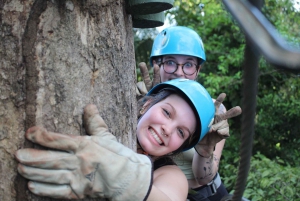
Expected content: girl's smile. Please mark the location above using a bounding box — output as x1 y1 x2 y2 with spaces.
149 127 163 145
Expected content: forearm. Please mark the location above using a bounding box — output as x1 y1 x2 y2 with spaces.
192 139 225 185
192 153 219 185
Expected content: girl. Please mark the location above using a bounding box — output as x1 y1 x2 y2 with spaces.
15 79 215 201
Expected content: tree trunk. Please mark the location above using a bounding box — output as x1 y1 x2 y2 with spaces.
0 0 137 200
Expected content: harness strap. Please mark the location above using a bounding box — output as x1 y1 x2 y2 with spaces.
189 172 222 198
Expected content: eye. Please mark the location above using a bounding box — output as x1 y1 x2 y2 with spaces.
177 128 185 138
163 108 171 118
184 62 195 68
165 60 176 66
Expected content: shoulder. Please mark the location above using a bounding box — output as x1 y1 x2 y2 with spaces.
153 164 189 201
152 156 188 200
154 164 185 178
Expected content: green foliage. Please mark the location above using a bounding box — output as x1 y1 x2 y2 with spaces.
134 1 300 197
255 74 300 166
167 0 300 166
220 152 300 200
263 0 300 43
219 134 241 191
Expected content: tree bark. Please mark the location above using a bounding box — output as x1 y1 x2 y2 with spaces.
0 0 137 200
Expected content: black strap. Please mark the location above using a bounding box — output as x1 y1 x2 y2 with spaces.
188 174 219 201
153 156 176 170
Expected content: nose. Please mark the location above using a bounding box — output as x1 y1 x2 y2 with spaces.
173 64 185 77
161 124 175 143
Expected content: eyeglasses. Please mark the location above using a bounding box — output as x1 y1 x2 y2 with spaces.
161 60 198 75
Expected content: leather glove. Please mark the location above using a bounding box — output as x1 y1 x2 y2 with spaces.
15 104 152 200
195 93 242 158
136 62 160 96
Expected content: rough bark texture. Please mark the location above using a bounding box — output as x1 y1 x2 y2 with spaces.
0 0 137 200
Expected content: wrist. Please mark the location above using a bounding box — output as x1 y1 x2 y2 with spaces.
194 148 213 158
194 145 215 158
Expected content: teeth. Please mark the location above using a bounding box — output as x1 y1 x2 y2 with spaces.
149 128 163 144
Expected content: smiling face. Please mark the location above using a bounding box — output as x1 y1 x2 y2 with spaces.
137 94 197 156
159 55 201 82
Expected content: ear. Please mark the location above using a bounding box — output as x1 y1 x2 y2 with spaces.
194 65 202 80
197 65 202 74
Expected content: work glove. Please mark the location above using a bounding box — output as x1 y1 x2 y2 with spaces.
136 62 160 96
15 104 153 200
194 93 242 158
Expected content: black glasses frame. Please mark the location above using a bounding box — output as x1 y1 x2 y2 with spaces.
161 60 198 76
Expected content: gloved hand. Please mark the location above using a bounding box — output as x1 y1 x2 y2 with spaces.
194 93 242 158
15 104 152 200
136 62 160 96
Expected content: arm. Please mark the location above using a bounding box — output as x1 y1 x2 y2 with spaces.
15 105 152 200
193 93 242 185
15 104 186 200
192 139 225 185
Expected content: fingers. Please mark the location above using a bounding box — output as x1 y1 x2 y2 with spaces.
25 126 81 153
83 104 110 137
27 181 79 199
217 127 230 137
211 120 228 130
218 106 242 121
136 81 148 95
18 164 72 184
15 149 77 169
139 62 152 90
211 121 230 137
214 93 226 113
213 92 242 121
151 64 161 89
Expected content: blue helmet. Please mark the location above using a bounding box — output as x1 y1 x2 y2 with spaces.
148 79 215 151
150 26 206 66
